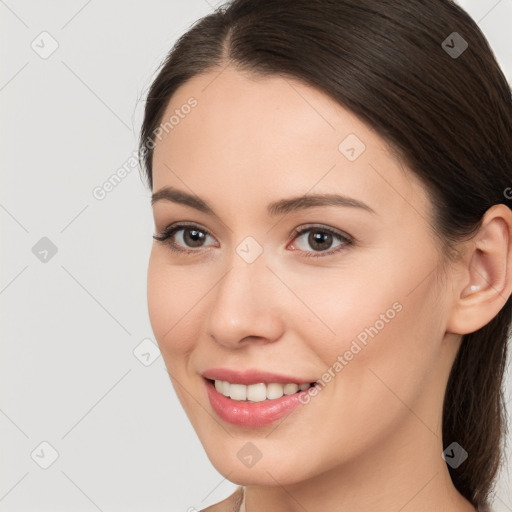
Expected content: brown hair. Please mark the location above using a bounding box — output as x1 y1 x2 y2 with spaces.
138 0 512 508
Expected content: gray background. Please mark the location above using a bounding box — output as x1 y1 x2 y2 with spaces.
1 1 511 510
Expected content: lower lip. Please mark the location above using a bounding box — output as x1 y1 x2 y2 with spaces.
204 378 313 427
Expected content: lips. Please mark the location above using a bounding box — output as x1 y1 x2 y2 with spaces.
200 367 320 427
203 377 314 427
201 368 317 386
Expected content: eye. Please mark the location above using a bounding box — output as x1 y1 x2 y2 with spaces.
153 223 216 254
153 222 354 258
288 224 353 258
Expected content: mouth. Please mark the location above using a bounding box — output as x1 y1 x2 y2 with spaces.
204 377 318 403
203 377 319 427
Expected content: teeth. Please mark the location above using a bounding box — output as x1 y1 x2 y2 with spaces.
248 383 267 402
230 383 247 401
284 383 299 394
266 383 284 399
213 380 313 402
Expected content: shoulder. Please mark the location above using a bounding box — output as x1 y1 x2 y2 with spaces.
199 486 244 512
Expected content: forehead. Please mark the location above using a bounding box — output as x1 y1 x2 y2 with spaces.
155 67 372 160
151 66 430 222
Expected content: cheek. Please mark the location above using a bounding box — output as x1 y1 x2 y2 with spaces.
293 278 444 464
147 253 204 412
147 251 196 359
147 254 169 343
284 262 405 361
304 258 443 404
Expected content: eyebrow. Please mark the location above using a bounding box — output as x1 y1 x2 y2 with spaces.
151 186 376 216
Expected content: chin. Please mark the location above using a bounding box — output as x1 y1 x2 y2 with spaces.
204 448 312 487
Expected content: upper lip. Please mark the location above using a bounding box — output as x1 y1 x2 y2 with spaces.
201 368 316 385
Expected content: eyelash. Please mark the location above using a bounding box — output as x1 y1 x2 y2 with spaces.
152 223 354 259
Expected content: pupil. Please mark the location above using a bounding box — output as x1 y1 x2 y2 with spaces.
310 231 332 250
185 228 205 247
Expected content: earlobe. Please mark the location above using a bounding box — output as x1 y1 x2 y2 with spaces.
446 204 512 335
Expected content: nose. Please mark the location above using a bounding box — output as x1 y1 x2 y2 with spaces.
206 251 286 349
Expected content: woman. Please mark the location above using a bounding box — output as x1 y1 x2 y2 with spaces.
138 1 512 510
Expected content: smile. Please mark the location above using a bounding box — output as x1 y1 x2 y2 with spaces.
212 379 315 402
203 377 320 427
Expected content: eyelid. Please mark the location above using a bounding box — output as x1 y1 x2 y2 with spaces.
153 222 217 251
287 224 353 257
153 221 354 258
289 223 352 243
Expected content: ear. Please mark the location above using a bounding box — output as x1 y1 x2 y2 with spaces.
446 204 512 335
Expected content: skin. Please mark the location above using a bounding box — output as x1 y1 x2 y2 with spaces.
147 65 512 512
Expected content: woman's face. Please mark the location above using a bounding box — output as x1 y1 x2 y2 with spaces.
148 67 461 486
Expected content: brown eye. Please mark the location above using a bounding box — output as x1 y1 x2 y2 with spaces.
180 227 207 247
290 225 353 258
153 223 215 253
